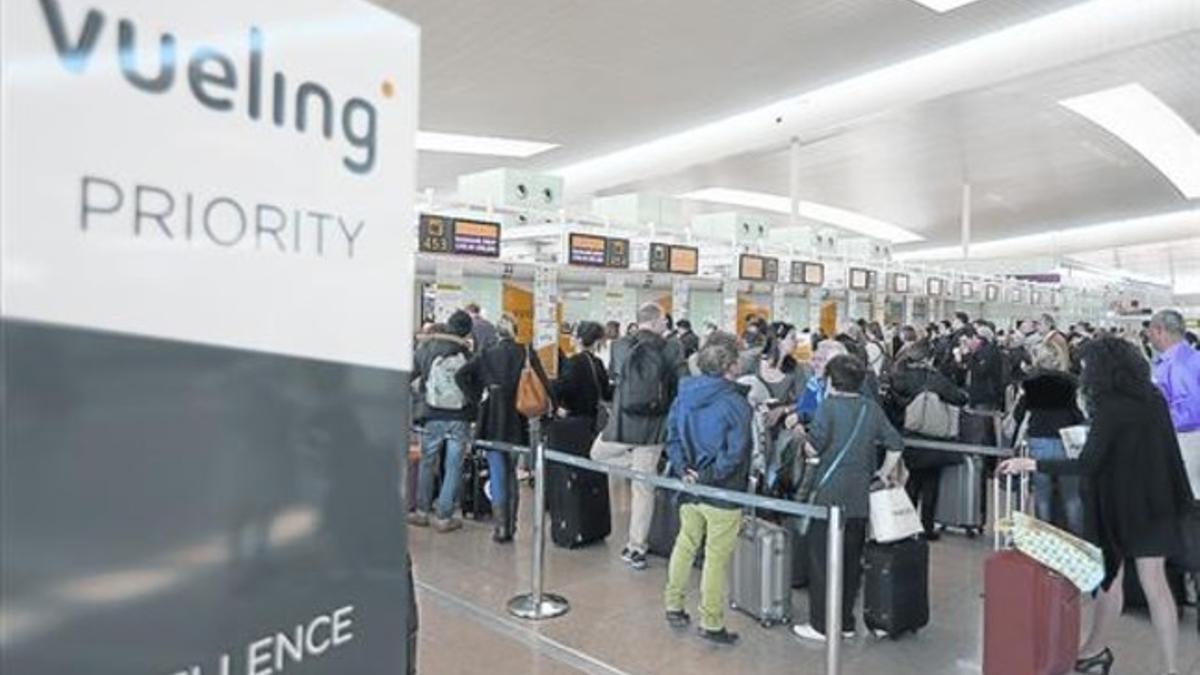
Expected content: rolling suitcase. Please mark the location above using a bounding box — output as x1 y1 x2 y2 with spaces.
790 522 809 589
728 516 792 627
647 487 682 558
460 449 492 521
983 474 1080 675
935 454 985 537
863 537 930 638
549 467 610 549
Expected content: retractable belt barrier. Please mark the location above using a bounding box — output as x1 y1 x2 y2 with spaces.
471 439 846 675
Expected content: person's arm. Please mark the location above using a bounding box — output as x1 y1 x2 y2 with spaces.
807 403 833 456
595 357 614 402
1037 404 1113 476
550 354 576 404
932 372 970 406
703 401 752 485
454 354 483 404
664 398 685 477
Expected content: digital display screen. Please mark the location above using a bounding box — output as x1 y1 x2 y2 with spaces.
849 267 871 291
419 214 502 258
985 284 1000 302
649 243 699 275
959 282 974 299
1010 288 1024 303
793 261 824 286
605 237 630 269
926 278 944 296
739 254 779 282
892 273 910 294
568 233 608 267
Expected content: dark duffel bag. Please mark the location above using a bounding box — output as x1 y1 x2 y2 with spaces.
863 538 930 638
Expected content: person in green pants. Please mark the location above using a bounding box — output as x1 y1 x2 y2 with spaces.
662 331 752 646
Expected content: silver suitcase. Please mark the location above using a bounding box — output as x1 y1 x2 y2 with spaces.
728 516 793 627
934 454 984 536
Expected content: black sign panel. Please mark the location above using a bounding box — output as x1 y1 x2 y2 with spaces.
648 243 699 275
739 254 779 282
849 267 873 291
419 214 501 257
891 273 910 294
927 278 945 296
568 233 630 268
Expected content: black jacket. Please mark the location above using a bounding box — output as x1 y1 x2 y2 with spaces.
1040 390 1194 589
604 330 687 445
455 339 528 445
552 351 612 418
887 362 969 469
965 340 1004 408
413 333 475 423
1015 369 1083 438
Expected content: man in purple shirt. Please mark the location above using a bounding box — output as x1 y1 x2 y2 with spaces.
1148 309 1200 495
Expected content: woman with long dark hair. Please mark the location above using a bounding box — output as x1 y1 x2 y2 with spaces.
1000 336 1193 675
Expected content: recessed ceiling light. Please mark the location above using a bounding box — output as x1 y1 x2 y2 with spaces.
678 188 924 244
415 131 559 158
907 0 986 12
1060 83 1200 199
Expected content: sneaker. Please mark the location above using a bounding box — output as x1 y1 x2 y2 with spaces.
619 546 635 564
665 610 691 629
627 550 648 570
792 624 855 642
698 627 739 645
406 511 430 528
432 516 463 533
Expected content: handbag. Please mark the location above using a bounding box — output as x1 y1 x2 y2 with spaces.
583 353 610 435
516 346 552 419
794 401 868 536
869 485 923 543
1001 511 1104 593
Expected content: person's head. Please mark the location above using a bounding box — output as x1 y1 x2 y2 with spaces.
677 319 693 335
902 339 934 366
973 323 995 345
1186 331 1198 348
926 323 940 338
420 321 436 335
446 310 473 338
900 325 918 345
1147 309 1186 352
825 354 867 394
1030 344 1061 371
496 313 518 341
637 302 667 335
463 302 482 318
811 339 849 378
952 311 970 330
1079 335 1156 410
696 331 740 379
605 321 621 340
1039 313 1057 336
575 320 605 351
626 322 639 336
940 320 952 334
866 321 885 342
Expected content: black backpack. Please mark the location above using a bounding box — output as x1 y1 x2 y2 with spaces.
618 339 672 417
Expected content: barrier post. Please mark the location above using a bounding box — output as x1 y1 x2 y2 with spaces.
507 441 570 620
825 505 844 675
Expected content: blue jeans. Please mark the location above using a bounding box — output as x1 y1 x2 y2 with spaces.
418 419 469 519
1028 437 1084 535
487 450 516 513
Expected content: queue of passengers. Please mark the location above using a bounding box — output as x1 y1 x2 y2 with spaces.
407 302 1198 672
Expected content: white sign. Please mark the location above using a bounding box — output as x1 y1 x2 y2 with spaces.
1 0 418 371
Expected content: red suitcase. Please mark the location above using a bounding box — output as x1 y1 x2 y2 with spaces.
983 472 1081 675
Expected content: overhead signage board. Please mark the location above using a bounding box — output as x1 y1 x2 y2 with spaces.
985 284 1000 302
648 242 699 275
891 273 910 294
848 267 872 291
959 281 975 299
792 261 824 286
419 214 501 257
926 278 946 297
567 233 629 269
739 254 779 282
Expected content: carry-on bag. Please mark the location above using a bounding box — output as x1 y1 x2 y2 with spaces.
790 520 809 589
549 466 610 549
863 536 930 638
647 487 682 558
461 448 492 521
935 454 985 536
983 474 1080 675
728 515 792 627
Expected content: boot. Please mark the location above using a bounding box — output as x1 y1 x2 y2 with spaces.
492 504 512 543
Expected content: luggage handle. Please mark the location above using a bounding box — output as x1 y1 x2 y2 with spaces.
992 443 1030 552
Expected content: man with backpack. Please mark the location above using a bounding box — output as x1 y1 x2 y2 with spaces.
408 310 476 533
590 303 687 570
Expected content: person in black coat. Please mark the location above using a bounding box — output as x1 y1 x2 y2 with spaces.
552 321 613 425
887 340 969 539
456 314 530 543
1001 336 1194 675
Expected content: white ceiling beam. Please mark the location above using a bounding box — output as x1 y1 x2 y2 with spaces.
553 0 1198 199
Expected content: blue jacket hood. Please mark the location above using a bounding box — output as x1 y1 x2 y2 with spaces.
665 375 752 505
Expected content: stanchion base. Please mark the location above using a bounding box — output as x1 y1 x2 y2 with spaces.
507 593 570 620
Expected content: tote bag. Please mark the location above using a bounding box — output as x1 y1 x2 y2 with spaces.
869 486 924 543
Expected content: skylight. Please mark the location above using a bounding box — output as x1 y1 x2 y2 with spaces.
678 188 924 244
416 131 559 158
907 0 986 12
1060 83 1200 199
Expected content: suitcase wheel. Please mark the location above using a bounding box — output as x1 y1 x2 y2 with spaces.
967 528 981 538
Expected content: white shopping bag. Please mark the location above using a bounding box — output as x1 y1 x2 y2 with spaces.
869 486 924 543
1058 425 1089 460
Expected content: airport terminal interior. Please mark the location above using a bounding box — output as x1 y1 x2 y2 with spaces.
2 1 1200 674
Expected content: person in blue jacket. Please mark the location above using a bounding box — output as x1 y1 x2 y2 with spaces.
662 331 751 646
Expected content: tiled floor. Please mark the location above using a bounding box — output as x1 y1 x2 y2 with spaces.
412 487 1199 675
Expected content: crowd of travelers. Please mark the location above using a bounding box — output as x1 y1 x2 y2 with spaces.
408 300 1199 673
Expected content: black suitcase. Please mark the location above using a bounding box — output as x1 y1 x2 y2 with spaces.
790 521 809 589
647 488 681 558
460 449 492 521
863 538 930 638
549 467 610 548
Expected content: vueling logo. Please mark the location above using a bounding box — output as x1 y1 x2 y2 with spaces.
38 0 384 175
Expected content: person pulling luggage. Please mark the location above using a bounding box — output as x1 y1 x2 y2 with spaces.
661 332 750 645
792 355 904 643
